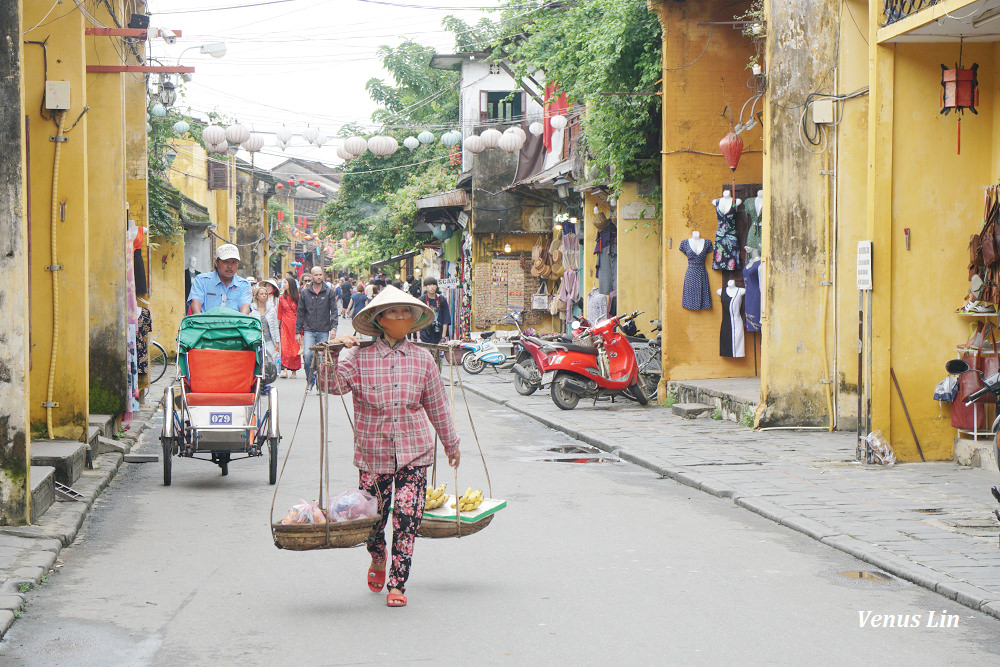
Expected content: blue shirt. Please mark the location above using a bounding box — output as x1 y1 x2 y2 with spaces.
187 271 252 312
349 292 368 315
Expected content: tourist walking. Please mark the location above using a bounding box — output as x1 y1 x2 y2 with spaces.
277 279 301 379
296 265 339 391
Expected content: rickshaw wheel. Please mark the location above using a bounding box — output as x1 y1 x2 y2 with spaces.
161 436 172 486
268 437 278 485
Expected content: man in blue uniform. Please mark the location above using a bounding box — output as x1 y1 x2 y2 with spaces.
187 244 252 315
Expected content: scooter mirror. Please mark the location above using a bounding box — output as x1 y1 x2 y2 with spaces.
945 359 970 374
571 321 581 330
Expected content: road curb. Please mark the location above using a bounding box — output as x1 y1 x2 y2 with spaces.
453 379 1000 623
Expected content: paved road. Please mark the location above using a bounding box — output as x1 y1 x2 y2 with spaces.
1 376 999 665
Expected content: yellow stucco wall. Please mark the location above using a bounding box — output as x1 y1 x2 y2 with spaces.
25 5 90 440
659 0 763 383
616 183 661 335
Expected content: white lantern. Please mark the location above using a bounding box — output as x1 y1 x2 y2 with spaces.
367 135 399 157
528 122 544 136
344 135 368 156
242 134 265 153
402 136 419 151
276 127 293 144
150 103 167 118
203 124 226 146
145 122 152 133
464 135 485 154
226 123 250 146
480 128 502 149
173 119 190 135
505 126 527 144
498 132 522 153
314 132 328 147
550 114 568 130
441 130 461 147
277 139 288 152
336 145 353 161
301 126 320 144
417 130 435 145
208 140 229 154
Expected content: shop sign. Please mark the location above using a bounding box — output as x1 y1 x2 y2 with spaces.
857 241 873 290
457 211 469 228
438 278 459 289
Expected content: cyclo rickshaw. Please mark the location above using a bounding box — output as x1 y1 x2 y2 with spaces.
160 307 280 485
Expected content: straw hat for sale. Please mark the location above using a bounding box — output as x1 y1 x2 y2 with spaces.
351 285 435 337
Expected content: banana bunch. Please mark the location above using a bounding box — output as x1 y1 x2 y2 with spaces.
424 483 448 510
450 487 484 513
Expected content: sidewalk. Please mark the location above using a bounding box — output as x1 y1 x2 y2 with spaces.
0 382 166 638
448 369 1000 621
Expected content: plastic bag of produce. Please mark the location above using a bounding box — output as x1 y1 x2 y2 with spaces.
329 489 378 521
280 499 327 525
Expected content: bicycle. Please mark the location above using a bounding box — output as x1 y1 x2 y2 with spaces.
148 340 169 384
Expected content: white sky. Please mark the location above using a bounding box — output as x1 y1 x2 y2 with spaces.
144 0 505 169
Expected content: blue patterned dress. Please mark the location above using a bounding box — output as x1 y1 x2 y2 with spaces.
712 206 741 271
680 238 713 310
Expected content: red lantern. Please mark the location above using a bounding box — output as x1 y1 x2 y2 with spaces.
940 60 979 154
298 177 306 183
276 210 284 222
719 131 743 172
276 182 284 190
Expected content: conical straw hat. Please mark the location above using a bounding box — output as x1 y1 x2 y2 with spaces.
351 285 435 337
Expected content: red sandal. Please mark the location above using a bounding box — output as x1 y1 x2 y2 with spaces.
367 565 385 593
386 592 407 608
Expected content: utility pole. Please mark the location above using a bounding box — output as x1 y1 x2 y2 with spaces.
0 2 31 524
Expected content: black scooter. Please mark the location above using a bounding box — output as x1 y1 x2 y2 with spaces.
944 358 1000 522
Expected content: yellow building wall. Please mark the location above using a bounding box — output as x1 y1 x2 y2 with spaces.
471 232 560 333
86 15 129 416
24 5 90 440
877 41 996 460
658 0 762 383
616 183 661 335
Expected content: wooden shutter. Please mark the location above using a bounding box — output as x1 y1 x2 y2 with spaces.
207 160 228 191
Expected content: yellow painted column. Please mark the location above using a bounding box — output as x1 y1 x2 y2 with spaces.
86 2 129 415
0 1 32 524
24 3 91 441
615 183 661 330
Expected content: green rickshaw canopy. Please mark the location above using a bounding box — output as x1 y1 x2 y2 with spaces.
176 308 263 375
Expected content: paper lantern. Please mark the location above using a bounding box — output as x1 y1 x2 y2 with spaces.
276 210 284 221
403 136 420 151
464 135 485 154
203 124 226 146
207 140 228 154
719 131 744 172
336 145 353 161
417 130 435 145
275 183 284 190
441 130 461 147
345 135 368 156
549 114 568 130
242 134 265 153
498 132 523 153
145 122 152 133
151 103 167 118
301 126 320 144
505 126 527 142
226 123 250 146
368 135 399 157
276 127 293 144
298 177 305 183
277 139 288 151
480 128 502 148
314 132 328 147
528 122 544 136
173 120 190 135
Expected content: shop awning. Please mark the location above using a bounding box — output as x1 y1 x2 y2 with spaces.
415 189 468 209
370 250 419 271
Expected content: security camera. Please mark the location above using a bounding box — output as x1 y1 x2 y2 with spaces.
160 29 177 45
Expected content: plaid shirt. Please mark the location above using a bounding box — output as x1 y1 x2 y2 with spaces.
317 338 460 473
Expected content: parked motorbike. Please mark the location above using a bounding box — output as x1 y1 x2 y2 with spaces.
508 312 566 396
543 311 648 410
944 357 1000 523
624 319 662 402
461 317 519 374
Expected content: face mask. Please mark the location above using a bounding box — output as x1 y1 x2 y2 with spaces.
378 315 414 340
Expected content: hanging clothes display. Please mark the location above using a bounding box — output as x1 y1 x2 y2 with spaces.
595 223 617 294
137 308 152 375
744 200 763 254
720 287 746 358
679 238 714 310
743 257 762 332
712 206 741 271
586 288 608 323
443 232 462 263
125 230 140 415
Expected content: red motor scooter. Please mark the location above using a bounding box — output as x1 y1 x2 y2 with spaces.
541 311 648 410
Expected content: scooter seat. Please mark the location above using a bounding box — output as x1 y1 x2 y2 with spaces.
480 331 496 339
626 335 648 343
545 341 599 356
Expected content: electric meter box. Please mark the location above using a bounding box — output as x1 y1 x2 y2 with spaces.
811 98 835 125
45 81 71 110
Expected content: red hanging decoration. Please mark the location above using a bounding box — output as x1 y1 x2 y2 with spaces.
276 210 284 221
719 131 744 172
940 38 979 155
275 182 284 190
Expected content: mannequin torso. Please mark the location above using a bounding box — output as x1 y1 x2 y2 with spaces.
717 279 744 298
688 231 706 255
712 190 742 214
755 190 763 216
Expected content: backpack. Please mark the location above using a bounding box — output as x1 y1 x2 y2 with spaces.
408 283 421 298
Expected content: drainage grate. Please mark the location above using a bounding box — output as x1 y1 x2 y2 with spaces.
55 481 84 502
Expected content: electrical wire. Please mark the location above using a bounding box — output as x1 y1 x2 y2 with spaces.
664 26 712 71
156 0 299 15
22 0 62 34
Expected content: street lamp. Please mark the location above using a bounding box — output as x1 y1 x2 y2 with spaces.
159 79 177 106
176 42 227 82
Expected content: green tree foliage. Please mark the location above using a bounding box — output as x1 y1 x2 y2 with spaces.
480 0 663 193
319 39 462 269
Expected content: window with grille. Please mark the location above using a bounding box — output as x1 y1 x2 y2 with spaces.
479 91 523 123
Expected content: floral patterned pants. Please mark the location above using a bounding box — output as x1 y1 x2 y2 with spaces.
360 466 427 594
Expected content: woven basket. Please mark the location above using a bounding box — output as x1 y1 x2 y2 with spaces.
418 513 493 539
272 515 380 550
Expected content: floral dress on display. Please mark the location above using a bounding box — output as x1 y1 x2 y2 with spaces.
712 206 741 271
